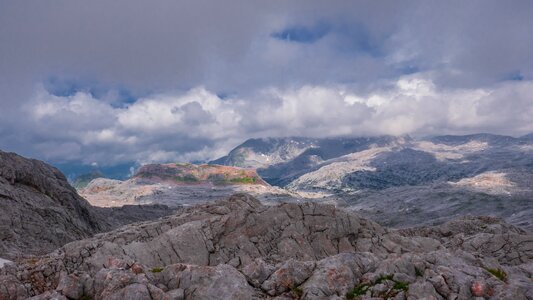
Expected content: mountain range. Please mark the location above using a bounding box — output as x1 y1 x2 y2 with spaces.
208 134 533 229
71 133 533 229
1 181 532 299
211 133 533 190
1 133 532 299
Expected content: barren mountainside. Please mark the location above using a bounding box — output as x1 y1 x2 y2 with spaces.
79 163 296 208
213 134 533 229
134 163 267 185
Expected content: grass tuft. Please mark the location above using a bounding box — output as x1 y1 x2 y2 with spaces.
375 274 394 284
230 176 257 184
290 286 303 298
393 280 409 291
486 268 508 282
347 274 409 299
150 267 164 273
346 283 370 299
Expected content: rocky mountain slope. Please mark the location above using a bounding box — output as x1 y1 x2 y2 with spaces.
212 136 407 186
213 134 533 230
210 137 316 168
215 134 532 191
0 151 173 260
342 182 533 230
80 163 296 207
134 163 267 186
0 194 531 299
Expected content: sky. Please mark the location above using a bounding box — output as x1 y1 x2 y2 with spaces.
1 0 532 167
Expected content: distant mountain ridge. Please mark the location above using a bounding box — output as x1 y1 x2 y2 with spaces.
71 170 104 189
210 137 317 168
209 133 533 229
212 133 533 189
53 162 135 184
79 162 296 208
211 135 410 186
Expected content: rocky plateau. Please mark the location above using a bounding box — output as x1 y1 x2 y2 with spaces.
0 194 532 299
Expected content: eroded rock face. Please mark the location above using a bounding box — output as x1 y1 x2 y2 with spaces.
0 150 105 259
0 150 173 260
0 194 531 299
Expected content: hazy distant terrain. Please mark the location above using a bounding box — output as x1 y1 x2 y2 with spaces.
80 162 299 207
75 133 533 229
211 133 533 229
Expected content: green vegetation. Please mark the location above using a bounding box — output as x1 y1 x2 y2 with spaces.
346 283 370 299
393 280 409 291
346 274 409 299
415 267 423 277
230 176 257 184
486 268 508 282
150 267 164 273
375 274 394 284
290 286 303 298
175 174 199 182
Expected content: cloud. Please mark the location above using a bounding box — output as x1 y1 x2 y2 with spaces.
0 1 532 165
11 74 532 165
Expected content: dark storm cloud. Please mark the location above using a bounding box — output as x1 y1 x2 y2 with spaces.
0 0 532 165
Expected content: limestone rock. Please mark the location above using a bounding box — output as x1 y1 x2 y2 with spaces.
0 150 173 260
1 194 532 299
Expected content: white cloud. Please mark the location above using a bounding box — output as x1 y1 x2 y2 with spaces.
1 1 533 165
18 74 533 165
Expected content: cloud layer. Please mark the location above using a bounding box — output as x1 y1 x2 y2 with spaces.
17 75 533 165
0 1 532 165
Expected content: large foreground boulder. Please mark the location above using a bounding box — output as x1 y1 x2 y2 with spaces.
0 150 105 259
0 150 173 260
0 194 531 299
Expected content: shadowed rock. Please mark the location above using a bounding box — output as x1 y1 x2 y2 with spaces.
0 150 174 260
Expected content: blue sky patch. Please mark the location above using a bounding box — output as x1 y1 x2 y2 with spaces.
272 21 385 59
44 77 137 107
504 71 524 81
272 23 330 43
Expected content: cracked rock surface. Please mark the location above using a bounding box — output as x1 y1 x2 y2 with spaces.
1 194 531 299
0 150 174 260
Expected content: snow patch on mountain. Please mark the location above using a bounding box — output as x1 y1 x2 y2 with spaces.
287 147 391 191
518 144 533 152
212 138 317 168
413 140 488 161
449 171 515 195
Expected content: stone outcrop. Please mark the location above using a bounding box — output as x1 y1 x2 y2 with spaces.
1 194 531 299
0 150 173 260
0 150 105 259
